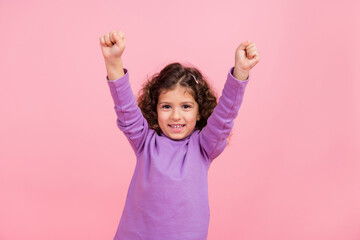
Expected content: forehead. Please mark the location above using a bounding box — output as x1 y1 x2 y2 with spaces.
158 85 195 102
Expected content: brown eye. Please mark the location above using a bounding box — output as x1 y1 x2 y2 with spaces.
162 105 171 109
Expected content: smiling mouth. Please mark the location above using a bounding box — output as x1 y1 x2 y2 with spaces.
168 124 185 133
168 124 185 128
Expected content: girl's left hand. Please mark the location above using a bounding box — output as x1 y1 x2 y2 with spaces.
234 40 260 78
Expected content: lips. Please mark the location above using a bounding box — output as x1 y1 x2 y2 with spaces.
168 124 185 133
169 124 185 128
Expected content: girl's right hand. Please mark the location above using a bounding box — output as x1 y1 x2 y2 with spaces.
99 30 126 61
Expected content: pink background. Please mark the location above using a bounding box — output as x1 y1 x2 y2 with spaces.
1 0 359 239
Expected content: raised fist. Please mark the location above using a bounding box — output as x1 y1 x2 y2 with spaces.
99 30 126 61
235 40 260 74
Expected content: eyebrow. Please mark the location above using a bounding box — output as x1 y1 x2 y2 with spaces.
158 101 195 105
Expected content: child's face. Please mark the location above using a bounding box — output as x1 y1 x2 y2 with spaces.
157 85 200 140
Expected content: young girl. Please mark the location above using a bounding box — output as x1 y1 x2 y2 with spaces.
99 30 260 240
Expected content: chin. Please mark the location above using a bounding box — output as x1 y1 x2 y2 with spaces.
170 134 186 140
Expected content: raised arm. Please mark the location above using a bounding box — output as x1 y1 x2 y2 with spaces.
99 30 148 153
199 40 260 160
99 30 126 80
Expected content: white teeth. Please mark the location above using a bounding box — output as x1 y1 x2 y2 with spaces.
170 124 184 129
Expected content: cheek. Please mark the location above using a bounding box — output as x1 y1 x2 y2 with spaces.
195 108 200 121
187 112 199 124
157 112 167 125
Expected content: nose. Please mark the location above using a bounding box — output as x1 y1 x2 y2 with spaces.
171 108 181 120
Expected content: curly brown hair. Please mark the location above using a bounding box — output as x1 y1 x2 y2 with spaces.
137 62 218 135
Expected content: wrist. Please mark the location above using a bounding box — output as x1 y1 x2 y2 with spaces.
104 56 123 66
105 58 124 80
233 67 249 81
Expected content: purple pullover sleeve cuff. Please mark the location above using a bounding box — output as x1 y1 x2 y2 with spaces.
106 68 129 87
229 67 250 82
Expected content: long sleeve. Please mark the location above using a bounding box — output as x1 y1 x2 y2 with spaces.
199 67 249 160
107 69 149 154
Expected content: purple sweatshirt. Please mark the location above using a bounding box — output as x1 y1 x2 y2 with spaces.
107 67 249 240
